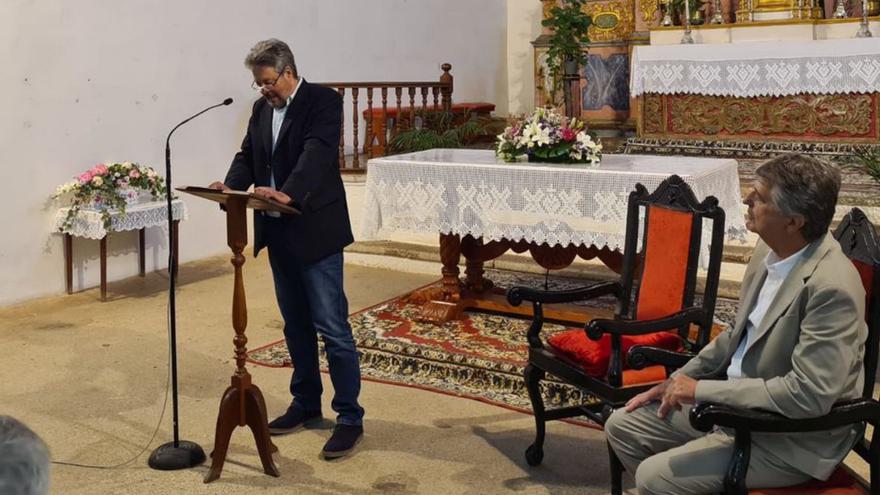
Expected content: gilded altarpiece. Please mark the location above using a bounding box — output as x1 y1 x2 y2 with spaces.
640 93 880 143
535 0 657 133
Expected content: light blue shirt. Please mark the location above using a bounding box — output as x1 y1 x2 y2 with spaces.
269 78 302 188
726 243 809 379
265 79 301 217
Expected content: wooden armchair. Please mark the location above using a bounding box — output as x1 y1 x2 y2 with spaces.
505 175 726 478
631 207 880 494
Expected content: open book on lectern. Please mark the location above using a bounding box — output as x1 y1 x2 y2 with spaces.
176 186 301 215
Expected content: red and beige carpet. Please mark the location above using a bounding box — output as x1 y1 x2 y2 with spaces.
247 270 738 414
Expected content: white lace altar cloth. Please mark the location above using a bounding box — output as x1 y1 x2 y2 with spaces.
54 200 188 239
362 149 747 258
631 38 880 97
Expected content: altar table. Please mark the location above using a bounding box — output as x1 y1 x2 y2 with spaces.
631 38 880 144
362 149 746 322
54 200 187 300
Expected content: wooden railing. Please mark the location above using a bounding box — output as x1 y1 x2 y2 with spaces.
317 62 453 173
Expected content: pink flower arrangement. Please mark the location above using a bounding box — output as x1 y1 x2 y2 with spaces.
53 162 167 231
496 107 602 164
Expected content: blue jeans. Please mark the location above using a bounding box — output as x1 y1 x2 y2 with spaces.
266 245 364 426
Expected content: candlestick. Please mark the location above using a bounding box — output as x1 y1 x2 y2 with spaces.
856 0 873 37
711 0 724 23
661 0 674 25
682 0 695 43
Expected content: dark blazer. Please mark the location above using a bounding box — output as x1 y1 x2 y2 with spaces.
224 81 354 264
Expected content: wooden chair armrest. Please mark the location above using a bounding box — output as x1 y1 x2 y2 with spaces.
586 307 705 340
689 398 880 433
628 346 696 370
506 281 620 306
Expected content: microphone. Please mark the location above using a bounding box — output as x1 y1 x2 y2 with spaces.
165 98 234 153
149 98 233 472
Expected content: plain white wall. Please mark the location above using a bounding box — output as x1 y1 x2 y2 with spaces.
0 0 507 306
506 0 543 116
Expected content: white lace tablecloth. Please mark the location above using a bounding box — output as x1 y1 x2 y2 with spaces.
54 199 188 239
362 149 747 255
631 38 880 97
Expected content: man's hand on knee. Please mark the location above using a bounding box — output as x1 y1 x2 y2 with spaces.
657 374 697 418
625 380 668 412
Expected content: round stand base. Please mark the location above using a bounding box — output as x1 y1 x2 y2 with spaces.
148 440 206 470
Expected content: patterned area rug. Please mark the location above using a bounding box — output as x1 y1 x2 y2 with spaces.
247 269 739 414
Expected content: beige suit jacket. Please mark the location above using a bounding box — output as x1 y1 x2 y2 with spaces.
676 232 867 480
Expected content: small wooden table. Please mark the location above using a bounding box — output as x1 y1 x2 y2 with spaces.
55 200 187 301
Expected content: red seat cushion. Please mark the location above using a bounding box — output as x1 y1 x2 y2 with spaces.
547 329 682 378
749 466 867 494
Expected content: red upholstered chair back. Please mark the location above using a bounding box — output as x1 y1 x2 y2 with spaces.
832 208 880 398
563 175 728 388
635 205 695 323
619 176 726 352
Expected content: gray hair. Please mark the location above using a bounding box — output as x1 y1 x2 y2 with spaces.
0 416 50 495
756 153 841 242
244 39 297 77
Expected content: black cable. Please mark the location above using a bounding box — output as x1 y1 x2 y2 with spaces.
51 298 173 469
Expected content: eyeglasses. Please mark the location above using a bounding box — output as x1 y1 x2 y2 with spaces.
251 67 288 91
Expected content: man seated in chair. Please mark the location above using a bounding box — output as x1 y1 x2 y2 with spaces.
605 153 867 494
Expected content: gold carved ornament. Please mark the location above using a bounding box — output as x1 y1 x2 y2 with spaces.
583 1 635 42
642 94 665 134
640 0 659 23
642 93 878 141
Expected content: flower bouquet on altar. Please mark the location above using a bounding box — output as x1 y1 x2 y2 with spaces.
52 162 167 231
496 107 602 165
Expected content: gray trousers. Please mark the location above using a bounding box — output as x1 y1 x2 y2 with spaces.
605 403 812 495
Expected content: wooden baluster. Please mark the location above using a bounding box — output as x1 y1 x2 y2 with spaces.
365 87 374 159
440 63 453 113
420 87 429 130
394 87 403 138
380 87 388 156
432 86 440 111
351 87 360 169
408 87 416 131
337 87 345 170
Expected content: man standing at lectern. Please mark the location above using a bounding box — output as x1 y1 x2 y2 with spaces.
209 38 364 459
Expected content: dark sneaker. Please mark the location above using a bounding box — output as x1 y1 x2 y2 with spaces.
321 424 363 459
268 407 322 436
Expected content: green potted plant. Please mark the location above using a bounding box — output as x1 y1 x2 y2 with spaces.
388 110 496 153
542 0 592 101
847 146 880 186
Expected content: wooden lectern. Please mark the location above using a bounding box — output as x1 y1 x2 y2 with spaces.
177 186 299 483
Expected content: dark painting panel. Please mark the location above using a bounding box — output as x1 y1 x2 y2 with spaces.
583 53 630 111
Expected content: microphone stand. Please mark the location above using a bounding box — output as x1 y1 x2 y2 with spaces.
148 98 232 471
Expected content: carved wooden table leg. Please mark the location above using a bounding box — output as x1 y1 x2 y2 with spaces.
138 228 146 277
100 236 107 301
413 233 464 323
461 235 493 293
439 233 462 301
64 234 73 294
205 197 278 483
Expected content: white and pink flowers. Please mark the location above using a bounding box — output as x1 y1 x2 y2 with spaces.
53 162 166 231
496 107 601 165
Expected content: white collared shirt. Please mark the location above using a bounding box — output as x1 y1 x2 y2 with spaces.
726 244 809 379
265 78 302 217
